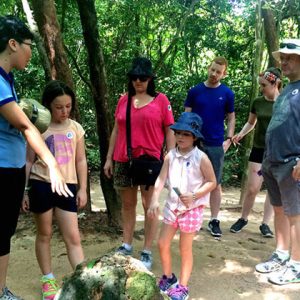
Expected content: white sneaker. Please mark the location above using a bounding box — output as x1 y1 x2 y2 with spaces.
255 252 289 273
268 263 300 285
0 287 23 300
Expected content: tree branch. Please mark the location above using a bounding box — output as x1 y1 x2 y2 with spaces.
154 0 198 72
64 44 93 92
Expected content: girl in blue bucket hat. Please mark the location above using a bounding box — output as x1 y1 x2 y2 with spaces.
148 112 216 300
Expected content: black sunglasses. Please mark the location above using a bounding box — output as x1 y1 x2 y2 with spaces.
22 41 34 47
130 75 149 82
280 43 300 50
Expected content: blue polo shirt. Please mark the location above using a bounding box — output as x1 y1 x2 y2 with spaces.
184 83 235 146
0 67 26 168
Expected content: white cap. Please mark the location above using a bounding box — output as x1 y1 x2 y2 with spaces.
272 39 300 61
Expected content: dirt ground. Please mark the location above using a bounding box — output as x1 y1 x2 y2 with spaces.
7 179 300 300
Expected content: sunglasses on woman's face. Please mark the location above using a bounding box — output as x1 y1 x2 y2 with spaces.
280 43 300 50
130 75 149 82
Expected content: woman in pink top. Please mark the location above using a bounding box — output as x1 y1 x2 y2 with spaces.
104 57 175 270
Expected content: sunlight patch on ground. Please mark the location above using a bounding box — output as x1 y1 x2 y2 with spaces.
173 233 180 241
255 272 300 298
193 234 202 242
220 260 252 274
136 214 164 221
136 214 145 221
91 187 106 211
255 272 269 284
222 188 266 205
234 291 253 298
262 291 293 300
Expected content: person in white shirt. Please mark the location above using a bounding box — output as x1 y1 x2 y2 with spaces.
148 112 216 300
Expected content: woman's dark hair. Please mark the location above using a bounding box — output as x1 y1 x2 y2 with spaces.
42 80 76 113
194 138 204 150
0 15 34 52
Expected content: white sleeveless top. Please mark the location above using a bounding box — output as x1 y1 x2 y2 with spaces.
163 147 210 217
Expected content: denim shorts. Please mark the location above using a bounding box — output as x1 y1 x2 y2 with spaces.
262 158 300 216
28 179 77 213
204 145 224 184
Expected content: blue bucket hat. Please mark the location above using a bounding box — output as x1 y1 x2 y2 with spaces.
170 112 204 140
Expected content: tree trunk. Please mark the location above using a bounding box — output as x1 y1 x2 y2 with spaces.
30 0 74 89
22 0 52 82
262 5 280 68
30 0 80 120
239 0 264 205
75 0 121 226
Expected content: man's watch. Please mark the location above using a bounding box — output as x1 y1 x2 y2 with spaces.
226 136 233 142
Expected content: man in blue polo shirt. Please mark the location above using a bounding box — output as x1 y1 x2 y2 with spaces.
185 56 235 237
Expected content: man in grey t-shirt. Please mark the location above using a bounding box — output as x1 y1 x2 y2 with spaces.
255 39 300 285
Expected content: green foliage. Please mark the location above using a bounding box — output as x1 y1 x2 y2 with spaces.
126 271 159 300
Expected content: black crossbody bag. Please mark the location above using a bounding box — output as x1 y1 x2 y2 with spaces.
126 93 163 190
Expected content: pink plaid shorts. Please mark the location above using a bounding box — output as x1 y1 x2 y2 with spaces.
163 205 205 233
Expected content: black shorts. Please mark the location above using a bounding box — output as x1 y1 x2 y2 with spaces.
28 179 77 213
0 166 25 254
249 147 265 164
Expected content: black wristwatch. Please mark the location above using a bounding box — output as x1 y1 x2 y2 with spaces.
226 136 233 142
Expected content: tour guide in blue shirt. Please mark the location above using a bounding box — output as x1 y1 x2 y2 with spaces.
185 56 235 237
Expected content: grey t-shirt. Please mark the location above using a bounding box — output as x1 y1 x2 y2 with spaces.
265 80 300 163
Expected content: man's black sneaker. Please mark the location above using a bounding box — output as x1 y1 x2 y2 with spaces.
259 223 274 238
230 218 248 233
207 219 222 237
